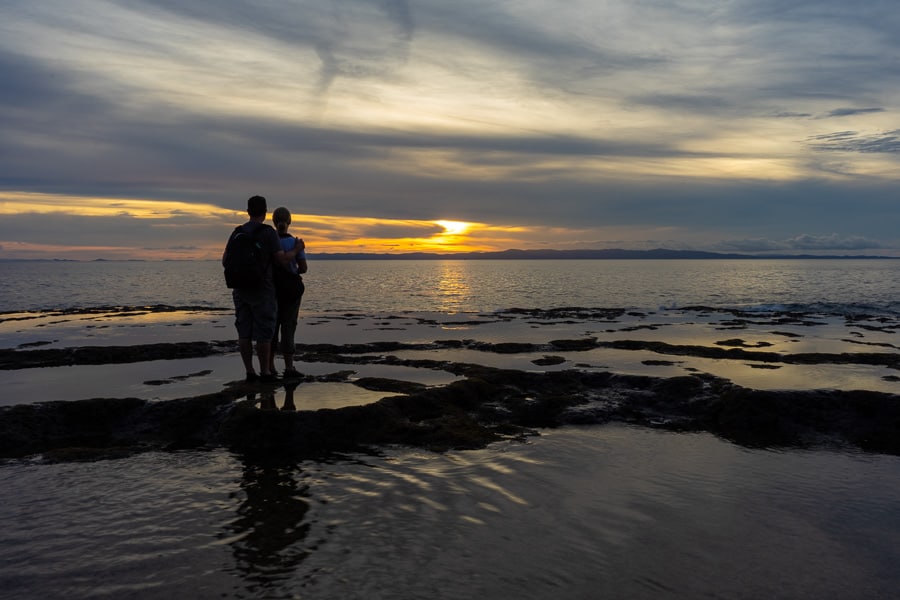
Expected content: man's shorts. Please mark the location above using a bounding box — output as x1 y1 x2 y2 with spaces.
233 288 277 342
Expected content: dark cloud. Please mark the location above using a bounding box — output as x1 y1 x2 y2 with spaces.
717 234 886 253
821 107 885 118
628 93 734 115
141 245 202 251
725 1 900 109
356 222 443 239
786 233 884 250
773 111 814 119
0 49 112 130
775 108 887 120
0 51 63 108
306 221 444 242
808 130 900 153
419 3 659 77
0 92 696 210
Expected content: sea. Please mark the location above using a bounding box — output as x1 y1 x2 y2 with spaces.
1 259 900 599
3 257 900 314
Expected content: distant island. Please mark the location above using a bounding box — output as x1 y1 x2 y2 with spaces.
308 248 897 260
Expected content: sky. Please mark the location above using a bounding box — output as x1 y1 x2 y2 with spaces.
1 0 899 260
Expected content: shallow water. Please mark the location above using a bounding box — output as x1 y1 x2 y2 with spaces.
3 306 899 407
2 425 899 599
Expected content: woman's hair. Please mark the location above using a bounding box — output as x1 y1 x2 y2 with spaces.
272 206 291 234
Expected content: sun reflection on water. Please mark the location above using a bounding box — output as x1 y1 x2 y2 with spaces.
435 260 473 313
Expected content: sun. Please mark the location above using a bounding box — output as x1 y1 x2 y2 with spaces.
409 220 479 252
434 220 472 236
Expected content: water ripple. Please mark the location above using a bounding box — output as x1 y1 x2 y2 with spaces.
2 427 900 599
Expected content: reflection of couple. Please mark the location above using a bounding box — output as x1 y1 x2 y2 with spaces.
255 380 300 411
226 457 312 588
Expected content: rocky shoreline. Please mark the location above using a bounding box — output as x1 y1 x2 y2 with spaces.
5 334 900 371
2 341 899 462
2 305 900 462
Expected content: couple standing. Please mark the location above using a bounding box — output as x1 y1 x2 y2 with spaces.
223 195 308 383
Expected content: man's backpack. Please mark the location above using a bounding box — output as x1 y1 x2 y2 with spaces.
223 225 268 289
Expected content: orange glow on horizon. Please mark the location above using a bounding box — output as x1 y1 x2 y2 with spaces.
0 191 227 219
0 191 557 260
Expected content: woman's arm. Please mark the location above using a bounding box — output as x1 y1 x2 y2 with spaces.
295 238 308 274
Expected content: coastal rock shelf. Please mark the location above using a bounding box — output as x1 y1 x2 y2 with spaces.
1 355 899 462
5 335 900 370
1 305 899 461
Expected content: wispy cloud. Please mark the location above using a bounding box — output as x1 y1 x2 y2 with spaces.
808 130 900 153
821 107 886 118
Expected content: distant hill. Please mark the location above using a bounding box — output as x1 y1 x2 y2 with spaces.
308 248 896 260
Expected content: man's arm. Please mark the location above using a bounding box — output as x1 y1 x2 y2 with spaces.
274 244 302 268
259 226 288 267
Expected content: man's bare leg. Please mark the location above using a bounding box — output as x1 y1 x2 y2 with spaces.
239 338 255 375
267 335 278 374
257 340 273 376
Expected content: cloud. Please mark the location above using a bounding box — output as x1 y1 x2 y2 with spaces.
808 130 900 153
822 107 885 118
628 93 734 115
773 111 814 119
717 234 886 253
356 222 443 239
134 0 417 98
309 219 445 242
775 108 886 120
787 233 884 250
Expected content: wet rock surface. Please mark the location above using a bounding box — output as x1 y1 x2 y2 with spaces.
2 305 899 462
5 334 900 370
1 354 898 462
0 341 235 369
